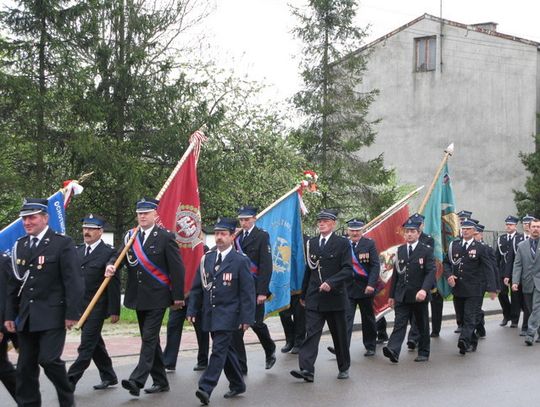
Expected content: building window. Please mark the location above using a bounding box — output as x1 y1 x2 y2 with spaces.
415 36 436 72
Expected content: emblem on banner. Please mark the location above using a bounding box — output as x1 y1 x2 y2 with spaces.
174 204 203 248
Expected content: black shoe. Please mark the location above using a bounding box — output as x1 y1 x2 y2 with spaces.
327 346 336 355
281 342 293 353
476 328 486 338
499 318 509 327
470 342 478 352
193 363 207 371
224 388 245 399
382 346 399 363
121 379 140 397
414 355 429 362
519 330 527 337
337 370 349 379
144 384 170 394
454 326 462 333
196 389 210 405
525 336 534 346
430 332 440 338
93 379 118 390
165 366 176 372
458 340 468 355
376 336 389 344
290 369 314 382
265 353 277 370
290 346 300 354
364 349 375 357
510 322 518 328
406 341 417 351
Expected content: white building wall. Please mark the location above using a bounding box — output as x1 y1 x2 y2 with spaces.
358 17 538 229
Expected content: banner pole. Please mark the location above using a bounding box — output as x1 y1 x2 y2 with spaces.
417 143 454 214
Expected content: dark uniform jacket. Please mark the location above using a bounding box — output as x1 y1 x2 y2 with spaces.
347 237 380 299
6 228 84 332
115 225 185 310
302 233 353 312
419 232 435 250
237 226 272 296
443 238 497 297
496 233 524 280
188 249 255 332
390 242 435 304
0 254 11 327
78 241 121 320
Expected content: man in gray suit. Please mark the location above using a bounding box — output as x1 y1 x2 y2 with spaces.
512 217 540 345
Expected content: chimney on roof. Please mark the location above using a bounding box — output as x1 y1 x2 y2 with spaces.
471 22 498 32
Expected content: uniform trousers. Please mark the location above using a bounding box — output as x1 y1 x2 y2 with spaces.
0 331 16 401
454 296 483 346
130 308 167 388
408 291 444 342
346 297 376 351
163 306 209 369
376 317 388 341
198 331 245 396
387 302 430 357
279 294 306 348
299 309 350 374
498 278 522 323
67 316 116 385
232 302 275 373
17 327 73 407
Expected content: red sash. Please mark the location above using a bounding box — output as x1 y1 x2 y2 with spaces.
131 228 172 289
351 246 369 278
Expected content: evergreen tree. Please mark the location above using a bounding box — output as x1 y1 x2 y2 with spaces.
291 0 398 219
514 122 540 217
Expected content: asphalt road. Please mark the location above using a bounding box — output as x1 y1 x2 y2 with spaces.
2 315 539 406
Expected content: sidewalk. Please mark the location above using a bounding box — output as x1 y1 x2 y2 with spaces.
7 299 503 363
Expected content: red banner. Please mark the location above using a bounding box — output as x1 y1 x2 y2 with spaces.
365 204 409 318
156 137 205 295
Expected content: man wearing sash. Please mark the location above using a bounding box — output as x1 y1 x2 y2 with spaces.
328 218 379 357
382 218 435 363
4 198 84 407
290 209 353 381
444 219 497 355
187 217 255 405
232 206 276 373
68 215 120 390
105 198 185 396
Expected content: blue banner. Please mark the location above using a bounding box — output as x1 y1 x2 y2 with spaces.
0 191 67 255
258 191 305 316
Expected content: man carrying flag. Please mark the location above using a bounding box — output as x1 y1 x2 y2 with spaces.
105 198 185 396
232 206 276 373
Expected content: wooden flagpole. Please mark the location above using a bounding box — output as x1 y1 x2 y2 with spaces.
417 143 454 214
256 185 302 220
76 129 206 329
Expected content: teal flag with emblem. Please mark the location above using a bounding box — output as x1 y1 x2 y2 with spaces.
257 191 305 316
422 162 460 297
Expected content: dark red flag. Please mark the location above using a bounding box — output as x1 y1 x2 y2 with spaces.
156 132 206 295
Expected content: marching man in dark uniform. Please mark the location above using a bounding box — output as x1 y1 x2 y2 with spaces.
382 218 435 363
496 215 524 328
0 252 17 401
187 217 255 405
444 219 497 355
4 198 84 407
105 198 185 397
232 206 276 373
290 209 353 382
328 218 379 357
68 215 120 390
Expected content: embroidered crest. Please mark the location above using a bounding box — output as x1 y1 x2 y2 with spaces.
170 204 203 249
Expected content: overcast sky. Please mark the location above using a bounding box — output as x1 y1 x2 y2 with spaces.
195 0 540 103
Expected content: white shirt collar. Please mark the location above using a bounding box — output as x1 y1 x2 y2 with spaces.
463 238 474 246
31 226 49 245
408 240 419 251
320 232 333 245
243 225 255 235
508 232 516 239
86 239 102 253
218 245 233 261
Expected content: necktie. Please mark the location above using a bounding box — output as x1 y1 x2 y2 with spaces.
140 231 146 244
85 246 91 257
31 237 39 248
408 244 413 258
531 240 538 258
243 231 249 242
352 242 357 250
214 252 222 273
462 241 468 251
320 238 326 250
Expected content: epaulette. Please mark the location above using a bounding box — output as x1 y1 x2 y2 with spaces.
1 253 7 257
16 235 26 241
